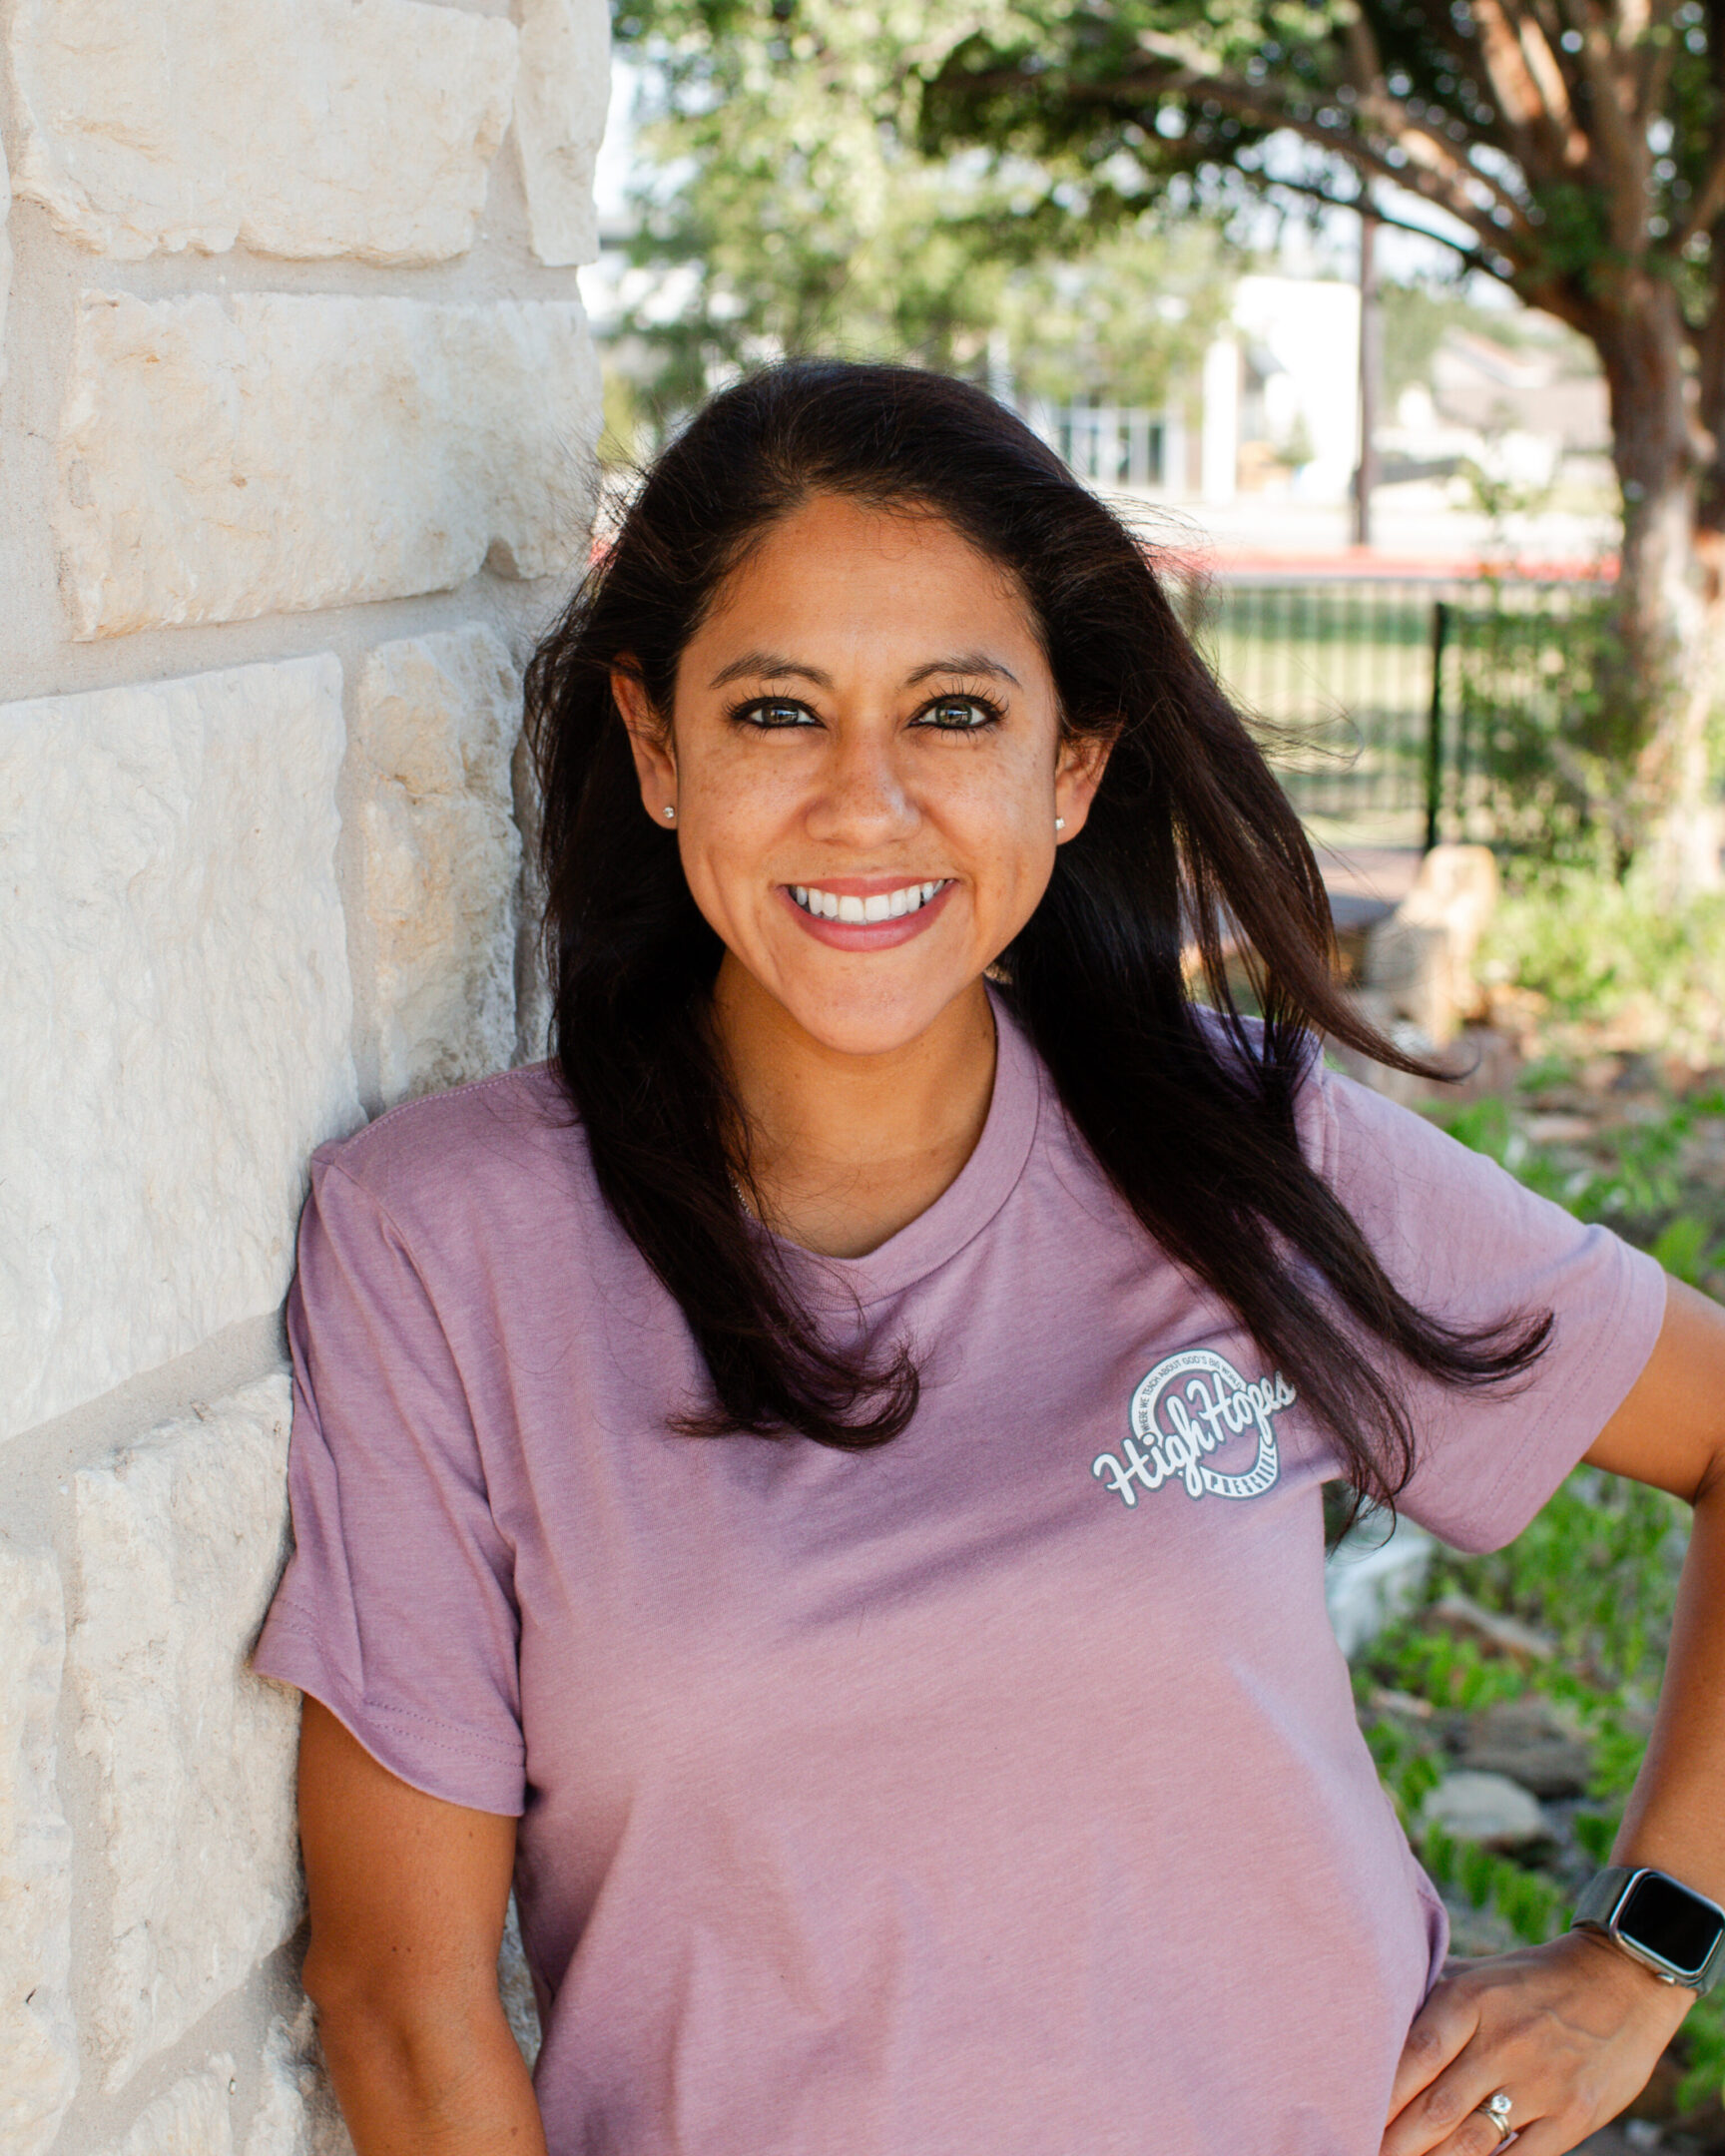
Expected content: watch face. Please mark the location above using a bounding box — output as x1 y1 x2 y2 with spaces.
1619 1873 1725 1977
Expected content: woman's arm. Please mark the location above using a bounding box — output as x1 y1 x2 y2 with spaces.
296 1699 548 2156
1383 1280 1725 2156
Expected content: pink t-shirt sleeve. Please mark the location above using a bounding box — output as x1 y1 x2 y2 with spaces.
1308 1063 1668 1552
253 1152 527 1815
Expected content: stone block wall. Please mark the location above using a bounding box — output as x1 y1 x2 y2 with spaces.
0 5 607 2147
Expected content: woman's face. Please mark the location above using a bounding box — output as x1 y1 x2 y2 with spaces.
614 493 1110 1059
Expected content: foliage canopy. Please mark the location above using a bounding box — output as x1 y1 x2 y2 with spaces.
611 0 1238 416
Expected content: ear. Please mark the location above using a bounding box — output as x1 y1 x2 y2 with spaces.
611 660 680 826
1052 727 1115 843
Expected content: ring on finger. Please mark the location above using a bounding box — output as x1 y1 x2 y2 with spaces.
1473 2090 1514 2144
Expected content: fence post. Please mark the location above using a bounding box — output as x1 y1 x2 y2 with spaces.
1425 598 1450 852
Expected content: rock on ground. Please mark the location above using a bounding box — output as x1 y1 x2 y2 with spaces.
1422 1770 1550 1851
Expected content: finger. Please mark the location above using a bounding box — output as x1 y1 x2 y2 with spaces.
1425 2110 1588 2156
1383 2054 1520 2156
1487 2111 1604 2156
1426 2113 1527 2156
1387 1985 1482 2122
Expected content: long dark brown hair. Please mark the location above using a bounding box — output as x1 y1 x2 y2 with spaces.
524 358 1546 1519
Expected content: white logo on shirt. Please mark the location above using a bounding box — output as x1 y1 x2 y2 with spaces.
1092 1348 1295 1507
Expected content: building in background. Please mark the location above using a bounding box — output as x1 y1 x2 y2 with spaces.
1018 274 1610 564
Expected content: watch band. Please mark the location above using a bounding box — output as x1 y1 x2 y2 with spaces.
1572 1867 1725 1996
1573 1866 1638 1930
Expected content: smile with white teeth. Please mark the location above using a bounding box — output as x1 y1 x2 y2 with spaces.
789 880 948 924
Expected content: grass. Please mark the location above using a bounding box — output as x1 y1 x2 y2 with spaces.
1478 865 1725 1067
1368 1001 1725 2120
1355 1468 1724 2112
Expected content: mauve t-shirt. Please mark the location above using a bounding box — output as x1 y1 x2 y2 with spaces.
255 1001 1665 2156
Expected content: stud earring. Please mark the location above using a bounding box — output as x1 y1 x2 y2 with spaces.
1054 816 1066 832
663 805 676 821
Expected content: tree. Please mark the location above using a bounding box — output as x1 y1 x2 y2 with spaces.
916 0 1725 885
611 1 1234 427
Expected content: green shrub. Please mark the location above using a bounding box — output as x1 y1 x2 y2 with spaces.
1477 865 1725 1063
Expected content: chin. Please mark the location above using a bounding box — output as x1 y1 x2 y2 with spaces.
777 977 974 1060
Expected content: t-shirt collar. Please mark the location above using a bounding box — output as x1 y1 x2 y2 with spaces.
774 985 1043 1311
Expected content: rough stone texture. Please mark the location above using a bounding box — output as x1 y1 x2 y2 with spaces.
244 2008 353 2156
102 2060 237 2156
0 1537 76 2156
58 291 600 638
499 1896 544 2070
1 132 11 396
515 0 610 268
0 659 357 1442
69 1375 303 2089
354 627 523 1102
8 0 517 265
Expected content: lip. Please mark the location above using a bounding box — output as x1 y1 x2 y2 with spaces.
777 876 955 950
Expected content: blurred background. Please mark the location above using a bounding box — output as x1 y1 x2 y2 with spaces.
582 8 1725 2146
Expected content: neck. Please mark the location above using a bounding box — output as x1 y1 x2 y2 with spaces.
709 961 998 1259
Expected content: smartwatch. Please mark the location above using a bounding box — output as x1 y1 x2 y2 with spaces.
1571 1867 1725 1995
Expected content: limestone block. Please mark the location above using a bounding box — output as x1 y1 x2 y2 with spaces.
0 659 358 1441
499 1896 544 2070
1365 842 1499 1044
515 0 610 268
102 2060 237 2156
244 2008 353 2156
355 627 523 1101
71 1376 301 2088
2 132 12 395
1325 986 1431 1109
0 1538 76 2156
59 291 600 637
8 0 517 264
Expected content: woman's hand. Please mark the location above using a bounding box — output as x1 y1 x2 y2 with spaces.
1381 1929 1694 2155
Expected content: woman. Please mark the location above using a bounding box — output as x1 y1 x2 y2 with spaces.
255 361 1725 2156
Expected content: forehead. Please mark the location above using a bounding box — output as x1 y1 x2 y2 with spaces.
686 495 1044 677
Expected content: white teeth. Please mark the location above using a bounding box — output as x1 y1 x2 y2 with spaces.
791 880 946 920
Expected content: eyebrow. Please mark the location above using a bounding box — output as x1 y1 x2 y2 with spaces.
707 650 1021 691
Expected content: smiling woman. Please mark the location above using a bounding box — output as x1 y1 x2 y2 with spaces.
253 362 1725 2156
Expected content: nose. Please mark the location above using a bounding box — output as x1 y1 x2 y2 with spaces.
804 724 915 846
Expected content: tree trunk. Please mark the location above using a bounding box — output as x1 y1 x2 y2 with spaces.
1594 285 1720 893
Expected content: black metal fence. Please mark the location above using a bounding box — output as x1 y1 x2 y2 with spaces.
1181 574 1612 849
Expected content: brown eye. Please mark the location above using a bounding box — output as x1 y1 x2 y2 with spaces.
740 699 815 729
919 697 995 731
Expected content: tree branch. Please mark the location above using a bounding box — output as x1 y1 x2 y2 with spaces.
1128 29 1535 235
1507 2 1592 165
1675 138 1725 254
1556 0 1647 242
1249 169 1508 271
1468 0 1549 162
